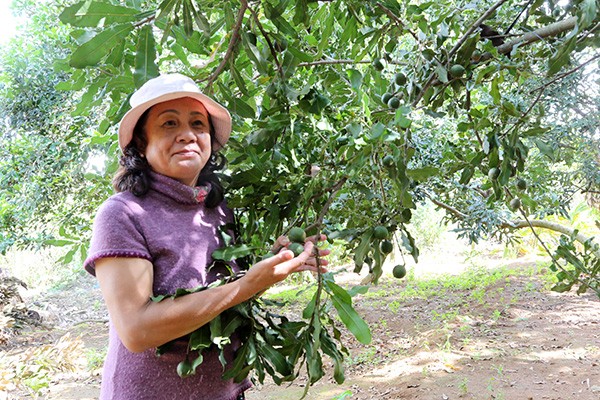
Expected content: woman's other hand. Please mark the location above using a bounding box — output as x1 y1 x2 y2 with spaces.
243 234 330 294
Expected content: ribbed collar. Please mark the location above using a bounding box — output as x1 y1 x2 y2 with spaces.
149 171 210 205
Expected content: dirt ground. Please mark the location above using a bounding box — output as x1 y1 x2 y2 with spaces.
2 256 600 400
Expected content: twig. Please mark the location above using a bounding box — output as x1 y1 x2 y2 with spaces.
134 14 155 29
530 53 600 93
247 4 284 80
427 195 468 219
515 207 600 297
305 176 348 232
204 0 248 91
375 2 420 43
500 86 545 138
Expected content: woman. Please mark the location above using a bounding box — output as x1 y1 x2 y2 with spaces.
84 73 328 400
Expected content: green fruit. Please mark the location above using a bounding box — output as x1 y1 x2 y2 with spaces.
516 178 527 191
373 58 385 71
488 167 500 181
382 154 395 168
381 92 393 104
261 251 275 260
177 359 194 378
373 225 389 240
387 97 400 109
288 227 306 243
472 50 482 61
449 64 466 78
380 240 393 254
288 242 305 257
509 198 521 211
394 72 407 86
392 264 407 279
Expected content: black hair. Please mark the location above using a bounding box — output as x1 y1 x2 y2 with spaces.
112 107 226 208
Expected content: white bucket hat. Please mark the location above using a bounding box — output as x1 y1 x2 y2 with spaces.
118 73 232 151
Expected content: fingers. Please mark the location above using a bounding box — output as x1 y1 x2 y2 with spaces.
305 233 327 244
270 235 290 253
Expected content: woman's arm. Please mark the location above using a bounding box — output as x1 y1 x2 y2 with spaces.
95 241 326 353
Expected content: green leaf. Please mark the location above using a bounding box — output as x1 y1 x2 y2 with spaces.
348 69 363 91
69 23 134 68
189 327 212 351
229 98 256 119
156 0 181 21
435 63 448 83
60 1 143 27
44 239 74 246
211 244 256 261
353 230 373 273
547 36 578 76
257 339 292 377
134 25 159 88
406 166 439 181
326 281 372 345
579 0 597 29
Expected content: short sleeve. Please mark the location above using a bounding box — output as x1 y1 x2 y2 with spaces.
83 197 152 276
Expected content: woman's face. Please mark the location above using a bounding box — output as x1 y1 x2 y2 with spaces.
143 97 212 186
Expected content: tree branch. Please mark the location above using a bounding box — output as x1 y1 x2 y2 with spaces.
412 0 510 107
495 16 577 55
204 0 248 91
429 195 600 259
375 2 420 44
305 176 348 232
298 59 371 67
248 4 284 80
530 53 600 93
500 219 600 257
427 196 468 219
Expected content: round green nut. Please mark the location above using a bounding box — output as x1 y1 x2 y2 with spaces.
449 64 466 78
509 198 521 211
288 227 306 243
387 97 400 109
372 58 385 71
380 240 393 254
392 264 407 279
488 167 500 181
381 92 393 105
373 225 389 240
394 72 407 86
516 178 527 191
288 242 305 257
177 359 194 378
261 251 275 260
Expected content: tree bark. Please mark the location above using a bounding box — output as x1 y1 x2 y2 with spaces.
496 16 577 55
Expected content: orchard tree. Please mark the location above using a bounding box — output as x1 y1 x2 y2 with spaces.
0 0 113 260
32 0 600 389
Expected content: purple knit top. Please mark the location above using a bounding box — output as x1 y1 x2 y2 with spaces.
84 171 251 400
